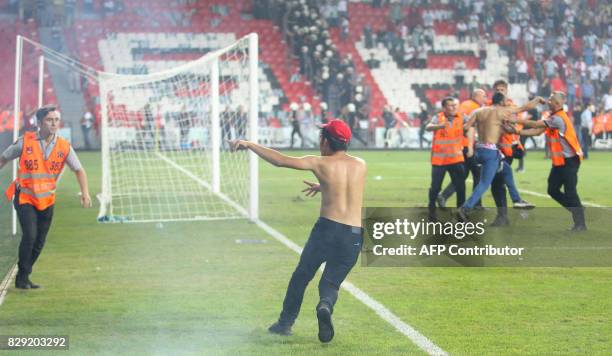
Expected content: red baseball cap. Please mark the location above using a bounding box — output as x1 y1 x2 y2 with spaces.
319 119 352 143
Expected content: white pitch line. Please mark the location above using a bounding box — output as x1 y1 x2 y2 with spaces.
0 264 17 307
157 154 447 355
256 219 448 356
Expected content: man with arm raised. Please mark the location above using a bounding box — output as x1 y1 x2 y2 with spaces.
230 119 366 342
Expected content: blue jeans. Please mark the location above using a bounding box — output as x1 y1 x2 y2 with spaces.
501 160 521 202
463 147 500 209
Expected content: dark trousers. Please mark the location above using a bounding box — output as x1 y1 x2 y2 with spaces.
14 191 54 281
440 150 480 206
490 169 508 218
547 156 585 226
278 217 362 326
429 163 465 214
290 123 303 148
580 127 591 159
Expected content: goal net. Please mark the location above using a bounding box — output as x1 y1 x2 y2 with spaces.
97 34 259 223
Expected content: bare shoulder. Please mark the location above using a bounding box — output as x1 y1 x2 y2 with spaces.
346 154 367 171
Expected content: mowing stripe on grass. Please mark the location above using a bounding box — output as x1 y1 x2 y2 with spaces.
466 179 606 208
156 152 448 354
256 219 448 356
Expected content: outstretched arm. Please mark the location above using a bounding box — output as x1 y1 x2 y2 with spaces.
0 156 7 170
230 140 319 171
74 168 92 208
518 127 546 136
506 97 546 118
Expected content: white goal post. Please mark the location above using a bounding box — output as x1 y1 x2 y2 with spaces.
97 33 259 223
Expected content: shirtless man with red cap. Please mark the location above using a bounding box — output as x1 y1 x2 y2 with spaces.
230 119 366 343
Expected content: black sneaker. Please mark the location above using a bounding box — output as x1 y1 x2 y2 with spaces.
316 303 334 343
27 279 40 289
568 224 587 232
268 321 292 336
490 215 510 227
15 279 30 289
513 199 535 209
457 207 470 222
436 194 446 208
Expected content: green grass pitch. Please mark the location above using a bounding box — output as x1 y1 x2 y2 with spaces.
0 150 611 355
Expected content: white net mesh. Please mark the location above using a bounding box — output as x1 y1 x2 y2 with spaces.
98 35 256 223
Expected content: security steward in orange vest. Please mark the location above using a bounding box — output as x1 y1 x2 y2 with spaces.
515 92 586 231
0 106 92 289
426 97 466 219
438 89 487 208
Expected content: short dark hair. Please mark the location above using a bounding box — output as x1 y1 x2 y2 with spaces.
321 128 348 152
36 105 58 122
493 79 508 89
441 97 456 107
492 92 505 105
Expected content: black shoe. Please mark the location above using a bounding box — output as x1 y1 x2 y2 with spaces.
457 207 469 222
316 302 334 343
27 279 40 289
268 321 292 336
568 224 587 232
436 194 446 208
490 215 509 227
15 280 30 289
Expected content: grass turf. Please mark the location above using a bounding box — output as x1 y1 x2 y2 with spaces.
0 150 611 355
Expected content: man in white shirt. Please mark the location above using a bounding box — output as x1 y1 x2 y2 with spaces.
603 87 612 112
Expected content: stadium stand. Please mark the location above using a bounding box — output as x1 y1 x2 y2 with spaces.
1 0 610 147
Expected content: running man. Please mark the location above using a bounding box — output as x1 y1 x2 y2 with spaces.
229 119 366 342
1 106 91 289
459 93 544 219
514 92 586 231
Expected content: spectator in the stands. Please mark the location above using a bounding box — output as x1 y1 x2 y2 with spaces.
366 53 380 70
603 87 612 112
417 46 427 69
516 57 528 83
478 35 487 69
544 57 558 79
364 25 374 49
580 104 594 159
581 79 594 105
508 20 520 54
457 19 467 43
468 13 479 42
527 75 539 97
566 75 577 109
453 59 467 89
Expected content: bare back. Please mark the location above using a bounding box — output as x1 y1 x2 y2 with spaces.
472 106 513 144
312 154 367 227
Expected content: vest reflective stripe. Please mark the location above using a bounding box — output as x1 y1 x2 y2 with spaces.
19 187 56 198
431 112 464 166
18 172 60 179
434 138 462 144
545 110 583 167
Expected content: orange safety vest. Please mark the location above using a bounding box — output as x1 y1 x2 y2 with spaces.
458 99 480 147
545 110 583 167
431 112 464 166
4 132 70 210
